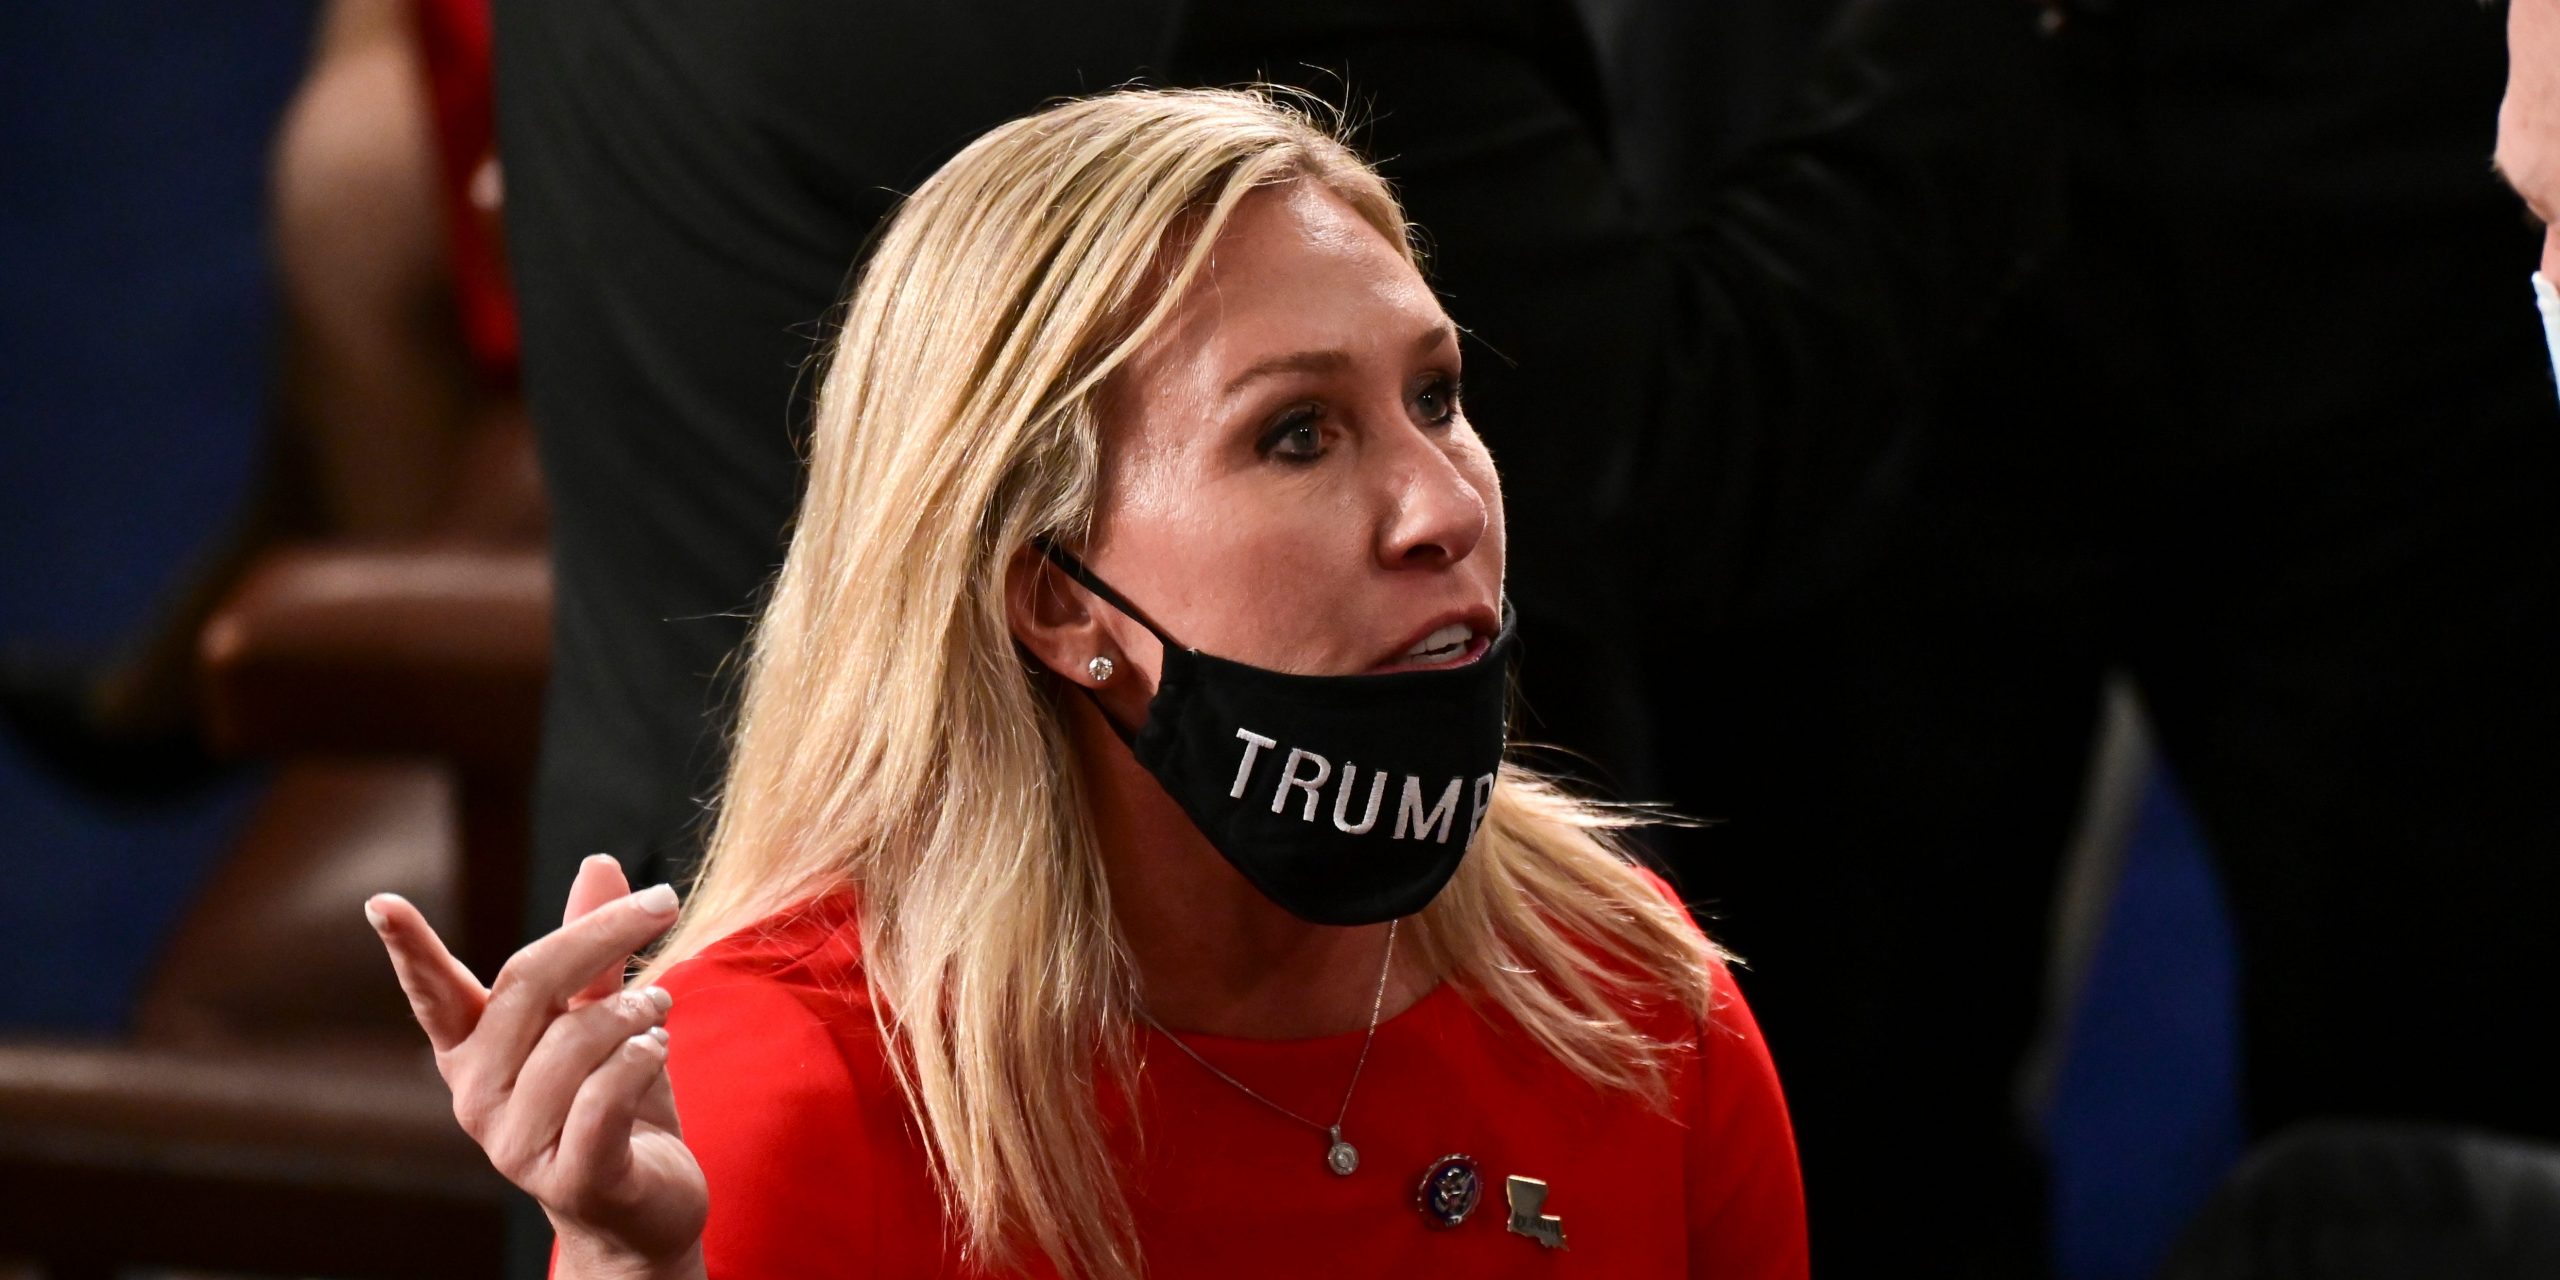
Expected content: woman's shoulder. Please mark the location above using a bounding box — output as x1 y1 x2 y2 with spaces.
658 890 884 1090
657 893 950 1273
658 891 887 1092
661 891 870 1012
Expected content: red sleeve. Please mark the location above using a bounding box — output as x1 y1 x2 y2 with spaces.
647 957 936 1279
1684 956 1811 1279
1625 865 1809 1279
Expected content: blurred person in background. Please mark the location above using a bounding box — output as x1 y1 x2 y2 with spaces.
1641 0 2560 1274
2152 9 2560 1276
2 0 525 788
0 0 518 1037
272 0 520 543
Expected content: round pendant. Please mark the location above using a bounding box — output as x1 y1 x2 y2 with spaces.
1326 1139 1360 1176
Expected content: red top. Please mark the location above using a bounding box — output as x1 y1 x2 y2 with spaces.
641 881 1808 1278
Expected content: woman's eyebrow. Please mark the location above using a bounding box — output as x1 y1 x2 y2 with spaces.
1219 325 1461 400
1222 349 1351 398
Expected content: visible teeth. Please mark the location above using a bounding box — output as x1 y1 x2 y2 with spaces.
1405 623 1472 659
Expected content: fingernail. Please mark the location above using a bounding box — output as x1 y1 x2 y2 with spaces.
641 984 673 1013
647 1025 670 1046
632 883 679 916
362 894 398 931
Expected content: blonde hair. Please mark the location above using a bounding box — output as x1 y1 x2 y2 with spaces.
644 85 1721 1279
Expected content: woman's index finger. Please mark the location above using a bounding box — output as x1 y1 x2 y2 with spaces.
458 884 680 1078
366 892 489 1052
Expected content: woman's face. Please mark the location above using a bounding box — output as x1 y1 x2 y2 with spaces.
1028 176 1505 699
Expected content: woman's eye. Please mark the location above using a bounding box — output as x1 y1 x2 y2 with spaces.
1258 408 1325 462
1415 377 1463 425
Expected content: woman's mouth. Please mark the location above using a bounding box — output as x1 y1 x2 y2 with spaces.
1404 622 1475 664
1368 622 1492 674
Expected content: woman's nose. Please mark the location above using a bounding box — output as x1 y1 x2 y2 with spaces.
1375 431 1488 570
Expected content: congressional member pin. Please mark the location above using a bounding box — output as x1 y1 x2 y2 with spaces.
1414 1155 1483 1229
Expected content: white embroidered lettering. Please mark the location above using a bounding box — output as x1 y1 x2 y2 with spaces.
1273 748 1332 821
1468 772 1496 842
1333 764 1389 834
1229 728 1279 800
1394 776 1463 843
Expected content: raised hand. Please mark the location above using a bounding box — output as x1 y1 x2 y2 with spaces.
368 854 709 1279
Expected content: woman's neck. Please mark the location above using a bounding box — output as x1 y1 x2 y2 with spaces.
1066 695 1432 1039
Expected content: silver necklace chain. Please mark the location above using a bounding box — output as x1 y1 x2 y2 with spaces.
1137 919 1399 1175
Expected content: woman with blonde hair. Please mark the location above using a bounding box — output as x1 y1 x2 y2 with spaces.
368 85 1806 1279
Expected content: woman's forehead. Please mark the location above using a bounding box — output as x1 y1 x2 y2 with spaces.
1118 181 1447 405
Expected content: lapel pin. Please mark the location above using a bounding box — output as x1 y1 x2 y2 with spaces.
1414 1155 1483 1229
1505 1175 1568 1250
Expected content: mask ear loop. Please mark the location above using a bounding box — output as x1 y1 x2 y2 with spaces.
1032 536 1173 747
1033 536 1183 649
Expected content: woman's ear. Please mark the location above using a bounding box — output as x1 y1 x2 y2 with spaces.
1005 542 1113 688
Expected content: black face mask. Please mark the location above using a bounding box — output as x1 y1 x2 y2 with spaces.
1038 542 1514 926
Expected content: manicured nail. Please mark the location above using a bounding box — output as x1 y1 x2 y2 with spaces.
641 985 673 1014
363 894 400 931
632 883 678 916
647 1025 670 1046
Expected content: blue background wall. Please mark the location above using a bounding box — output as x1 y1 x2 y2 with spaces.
0 2 308 1033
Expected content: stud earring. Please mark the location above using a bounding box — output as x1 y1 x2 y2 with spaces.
1087 656 1116 684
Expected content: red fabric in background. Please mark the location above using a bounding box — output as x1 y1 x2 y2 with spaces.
411 0 517 386
636 880 1809 1278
